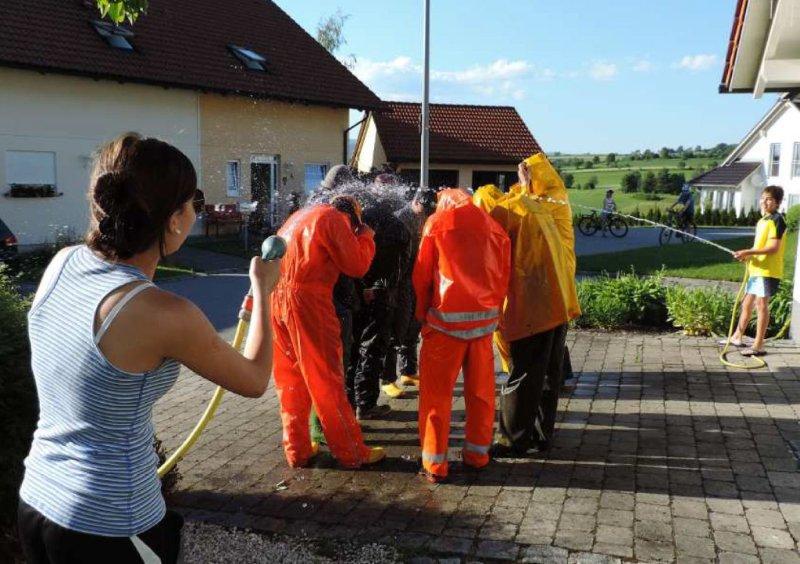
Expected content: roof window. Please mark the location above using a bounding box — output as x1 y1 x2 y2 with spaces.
92 20 134 51
228 45 267 71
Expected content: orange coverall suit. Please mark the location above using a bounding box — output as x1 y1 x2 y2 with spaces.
271 205 376 468
413 189 511 478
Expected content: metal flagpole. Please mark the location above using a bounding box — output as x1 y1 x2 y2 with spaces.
420 0 431 189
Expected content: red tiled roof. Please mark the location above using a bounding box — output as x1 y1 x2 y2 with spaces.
720 0 748 93
0 0 380 109
688 161 761 186
373 102 542 164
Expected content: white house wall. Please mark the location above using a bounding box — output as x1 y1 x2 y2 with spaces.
355 116 386 173
739 105 800 207
0 67 200 247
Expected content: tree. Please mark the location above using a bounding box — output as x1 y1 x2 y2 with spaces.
316 9 356 69
586 175 599 190
95 0 148 24
643 171 657 194
659 147 671 159
621 171 641 193
606 153 617 165
592 155 600 165
562 172 575 189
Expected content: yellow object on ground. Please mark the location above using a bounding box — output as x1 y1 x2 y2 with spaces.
381 382 405 398
367 447 387 464
399 375 419 386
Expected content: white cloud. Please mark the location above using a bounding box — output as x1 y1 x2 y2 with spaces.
589 61 618 81
632 59 654 72
350 56 417 83
431 59 531 84
675 54 718 71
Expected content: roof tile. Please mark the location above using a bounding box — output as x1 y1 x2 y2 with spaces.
374 102 541 164
0 0 380 109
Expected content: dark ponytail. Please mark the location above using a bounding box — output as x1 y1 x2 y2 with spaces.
86 133 197 260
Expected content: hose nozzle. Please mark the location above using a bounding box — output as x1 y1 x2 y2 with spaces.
261 235 287 261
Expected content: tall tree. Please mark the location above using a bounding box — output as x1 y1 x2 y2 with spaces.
316 9 356 69
96 0 147 24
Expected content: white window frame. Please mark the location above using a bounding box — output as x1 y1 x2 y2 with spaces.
226 160 240 197
304 163 329 195
6 150 57 188
769 143 781 177
792 142 800 179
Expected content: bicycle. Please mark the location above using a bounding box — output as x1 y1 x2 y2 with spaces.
577 210 629 238
658 209 698 245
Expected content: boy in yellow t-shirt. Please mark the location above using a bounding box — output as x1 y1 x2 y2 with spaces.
726 186 787 356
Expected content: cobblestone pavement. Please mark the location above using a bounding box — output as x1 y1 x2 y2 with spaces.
154 331 800 562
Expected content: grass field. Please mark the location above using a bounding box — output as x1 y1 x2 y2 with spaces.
569 190 672 216
555 156 718 193
577 232 797 282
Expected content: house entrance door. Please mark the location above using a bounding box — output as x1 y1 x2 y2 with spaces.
251 155 278 233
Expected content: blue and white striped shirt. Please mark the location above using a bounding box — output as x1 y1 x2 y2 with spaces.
20 245 180 536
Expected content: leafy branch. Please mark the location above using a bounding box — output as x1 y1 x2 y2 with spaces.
96 0 148 25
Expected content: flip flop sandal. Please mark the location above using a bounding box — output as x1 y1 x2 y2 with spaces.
718 338 744 347
740 348 766 357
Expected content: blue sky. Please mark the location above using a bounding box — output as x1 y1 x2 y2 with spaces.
280 0 776 154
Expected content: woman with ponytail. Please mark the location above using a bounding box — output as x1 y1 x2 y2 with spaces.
17 133 280 562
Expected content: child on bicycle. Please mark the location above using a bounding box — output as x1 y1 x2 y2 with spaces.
601 190 616 236
724 185 787 357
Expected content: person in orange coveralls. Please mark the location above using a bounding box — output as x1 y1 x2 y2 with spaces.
271 196 386 468
413 188 511 481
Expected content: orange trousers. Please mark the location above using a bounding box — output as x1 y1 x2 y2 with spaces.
271 287 370 468
418 328 495 478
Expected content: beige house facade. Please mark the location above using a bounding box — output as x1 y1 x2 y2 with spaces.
0 67 200 248
199 94 349 223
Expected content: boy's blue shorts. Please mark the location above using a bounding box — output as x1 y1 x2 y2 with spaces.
745 276 780 298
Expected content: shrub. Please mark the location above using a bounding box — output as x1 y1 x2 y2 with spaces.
666 285 735 336
0 269 36 541
786 205 800 233
576 271 668 329
751 280 793 337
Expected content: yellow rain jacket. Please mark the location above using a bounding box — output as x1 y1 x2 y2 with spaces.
473 184 506 214
489 193 575 342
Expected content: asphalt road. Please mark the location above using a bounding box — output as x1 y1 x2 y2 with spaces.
574 226 754 256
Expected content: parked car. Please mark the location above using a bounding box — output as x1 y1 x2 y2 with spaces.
0 217 18 260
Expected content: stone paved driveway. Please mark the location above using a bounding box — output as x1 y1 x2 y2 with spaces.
154 331 800 562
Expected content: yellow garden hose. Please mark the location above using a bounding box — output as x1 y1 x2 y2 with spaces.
157 236 286 478
157 320 248 477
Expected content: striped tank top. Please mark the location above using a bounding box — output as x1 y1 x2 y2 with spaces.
20 245 180 536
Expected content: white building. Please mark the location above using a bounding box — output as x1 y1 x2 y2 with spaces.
718 0 800 339
693 96 800 216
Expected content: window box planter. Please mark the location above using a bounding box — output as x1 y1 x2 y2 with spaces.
4 184 62 198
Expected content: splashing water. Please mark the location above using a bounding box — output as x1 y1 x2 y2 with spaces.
304 179 415 218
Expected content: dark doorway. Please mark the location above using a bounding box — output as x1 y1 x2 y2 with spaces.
399 168 459 189
472 170 516 191
251 158 277 234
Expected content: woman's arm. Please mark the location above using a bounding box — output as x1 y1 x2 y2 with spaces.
160 258 280 397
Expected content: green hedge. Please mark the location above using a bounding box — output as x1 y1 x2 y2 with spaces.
0 269 36 557
576 272 793 337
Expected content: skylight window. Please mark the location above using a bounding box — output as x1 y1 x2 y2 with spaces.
228 45 267 71
92 20 135 51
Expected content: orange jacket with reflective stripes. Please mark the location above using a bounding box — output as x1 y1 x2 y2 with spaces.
413 190 511 341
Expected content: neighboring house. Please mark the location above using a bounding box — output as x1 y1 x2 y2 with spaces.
690 95 800 215
352 102 541 190
0 0 379 248
717 0 800 338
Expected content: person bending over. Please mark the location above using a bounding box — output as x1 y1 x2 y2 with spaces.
726 185 787 357
18 133 280 563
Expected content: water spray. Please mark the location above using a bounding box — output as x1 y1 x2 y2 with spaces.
157 235 286 478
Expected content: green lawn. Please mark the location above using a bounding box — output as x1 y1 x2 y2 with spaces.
577 232 797 282
154 264 195 280
568 189 672 216
555 156 717 192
